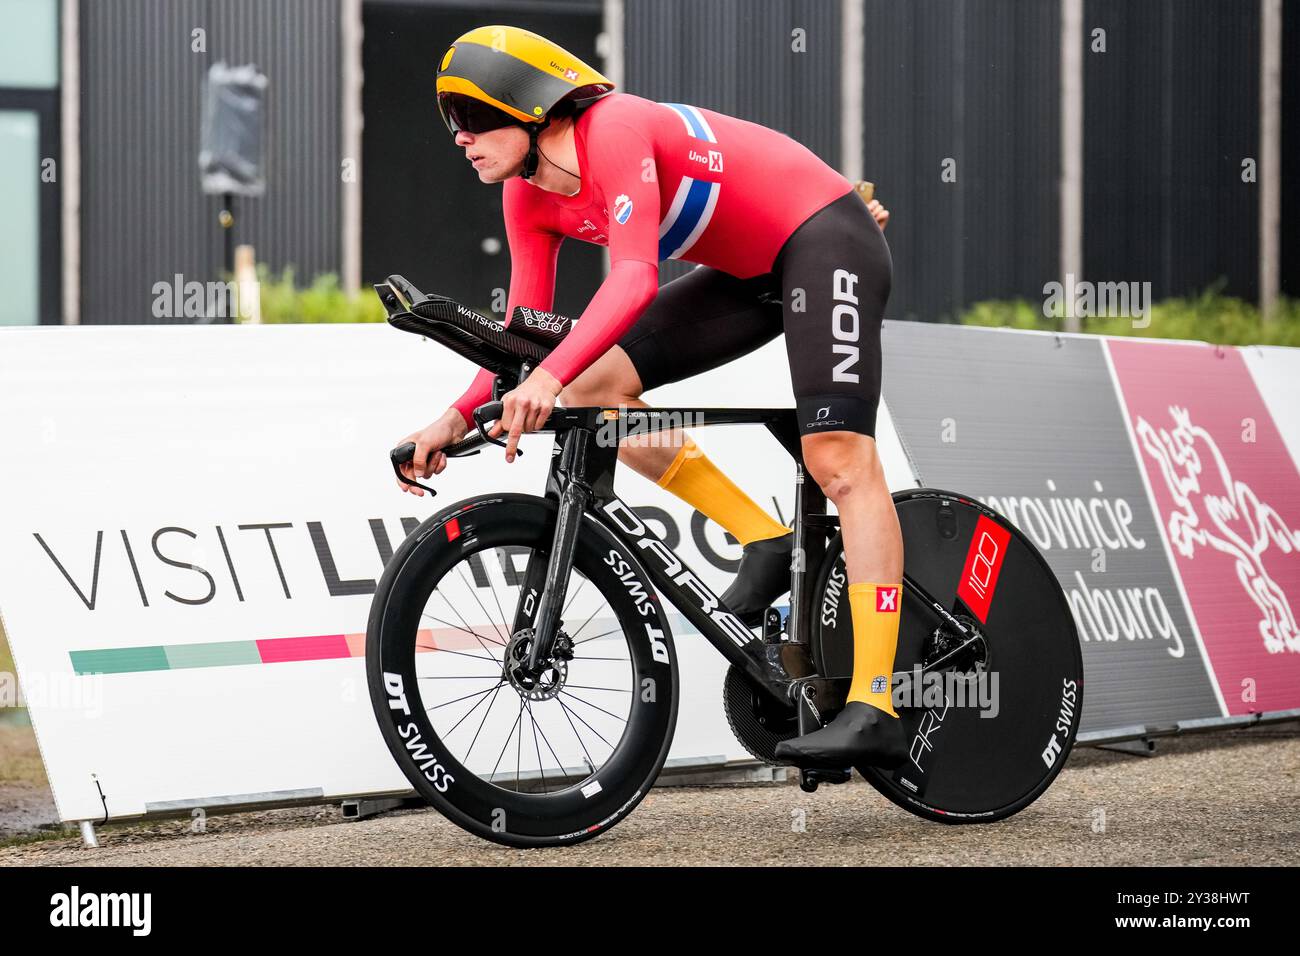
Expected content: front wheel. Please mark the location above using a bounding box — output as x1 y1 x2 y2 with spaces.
811 488 1084 823
366 493 679 847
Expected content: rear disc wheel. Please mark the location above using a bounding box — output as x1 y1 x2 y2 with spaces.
811 488 1084 823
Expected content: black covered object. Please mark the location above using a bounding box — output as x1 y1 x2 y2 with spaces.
199 61 268 196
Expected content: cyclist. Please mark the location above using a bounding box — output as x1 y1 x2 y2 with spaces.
398 25 904 769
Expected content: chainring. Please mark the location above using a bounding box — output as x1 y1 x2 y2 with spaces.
722 664 799 764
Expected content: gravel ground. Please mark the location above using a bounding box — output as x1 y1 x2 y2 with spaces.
2 720 1297 866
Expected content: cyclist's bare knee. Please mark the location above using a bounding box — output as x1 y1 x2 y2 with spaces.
802 431 883 502
561 346 644 406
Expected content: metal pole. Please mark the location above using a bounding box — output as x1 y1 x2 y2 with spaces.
1060 0 1085 334
840 0 864 182
61 0 80 325
222 193 235 278
599 0 624 283
341 0 363 295
1259 0 1281 323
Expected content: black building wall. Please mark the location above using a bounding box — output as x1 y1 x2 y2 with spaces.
859 0 1060 322
78 0 342 324
1084 0 1260 301
623 0 1060 322
1282 0 1300 299
73 0 1291 325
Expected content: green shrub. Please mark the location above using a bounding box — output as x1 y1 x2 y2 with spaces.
958 287 1300 347
254 268 389 324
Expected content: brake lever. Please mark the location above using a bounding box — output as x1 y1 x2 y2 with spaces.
390 442 439 495
473 401 521 456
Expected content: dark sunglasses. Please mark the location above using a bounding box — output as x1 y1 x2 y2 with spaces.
438 92 519 135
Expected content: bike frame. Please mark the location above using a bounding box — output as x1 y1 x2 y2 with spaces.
496 405 981 714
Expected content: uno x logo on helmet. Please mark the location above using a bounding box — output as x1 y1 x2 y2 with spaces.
435 25 615 180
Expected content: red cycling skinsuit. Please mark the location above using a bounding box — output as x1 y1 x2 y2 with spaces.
452 92 892 437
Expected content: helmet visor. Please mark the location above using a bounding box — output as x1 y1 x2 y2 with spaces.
438 92 519 135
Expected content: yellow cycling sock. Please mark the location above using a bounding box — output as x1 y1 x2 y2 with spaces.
655 438 790 546
845 582 902 717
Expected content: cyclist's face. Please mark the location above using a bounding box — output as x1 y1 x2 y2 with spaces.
454 126 528 182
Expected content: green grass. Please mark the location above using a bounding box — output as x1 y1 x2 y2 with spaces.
960 287 1300 347
0 826 71 850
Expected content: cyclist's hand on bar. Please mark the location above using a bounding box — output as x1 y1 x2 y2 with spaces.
395 410 466 495
492 368 563 463
867 198 889 230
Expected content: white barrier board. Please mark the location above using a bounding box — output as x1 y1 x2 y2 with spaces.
0 323 916 822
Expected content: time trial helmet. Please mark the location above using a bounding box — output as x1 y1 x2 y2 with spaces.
436 25 615 178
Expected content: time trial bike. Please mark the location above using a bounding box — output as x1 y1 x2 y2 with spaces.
365 274 1084 848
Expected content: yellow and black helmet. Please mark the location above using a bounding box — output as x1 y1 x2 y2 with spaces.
437 26 614 129
436 26 614 177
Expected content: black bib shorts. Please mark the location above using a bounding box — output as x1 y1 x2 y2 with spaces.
615 188 893 437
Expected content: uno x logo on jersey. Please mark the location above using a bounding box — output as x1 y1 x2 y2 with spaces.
876 586 899 613
657 103 722 261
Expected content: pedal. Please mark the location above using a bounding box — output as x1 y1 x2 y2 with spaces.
798 766 853 793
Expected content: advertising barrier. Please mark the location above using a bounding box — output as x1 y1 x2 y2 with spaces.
1 320 1297 824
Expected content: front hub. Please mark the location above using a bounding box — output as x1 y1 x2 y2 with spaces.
502 628 571 701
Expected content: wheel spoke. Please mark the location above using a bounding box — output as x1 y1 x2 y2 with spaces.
463 682 508 766
489 702 525 783
443 682 505 737
569 601 604 641
558 688 629 724
420 644 502 666
561 575 588 617
418 673 502 680
428 682 503 711
525 701 548 792
417 612 505 653
431 586 506 658
572 626 621 646
457 565 508 644
528 702 568 787
557 697 616 751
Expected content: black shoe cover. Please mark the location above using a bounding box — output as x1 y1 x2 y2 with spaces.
774 701 907 770
720 532 793 627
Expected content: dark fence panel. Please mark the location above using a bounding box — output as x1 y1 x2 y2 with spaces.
79 0 341 324
860 0 1061 322
1084 0 1259 301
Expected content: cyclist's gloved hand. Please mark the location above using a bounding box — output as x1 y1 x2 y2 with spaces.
491 368 563 463
395 409 467 496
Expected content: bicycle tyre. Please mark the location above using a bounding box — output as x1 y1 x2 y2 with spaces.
366 493 679 847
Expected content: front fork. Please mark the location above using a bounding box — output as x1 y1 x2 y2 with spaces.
522 429 591 675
